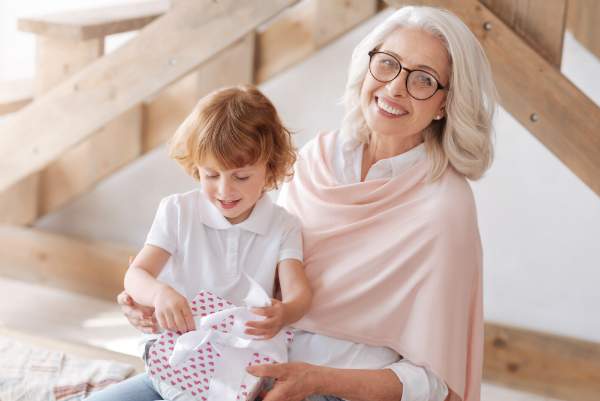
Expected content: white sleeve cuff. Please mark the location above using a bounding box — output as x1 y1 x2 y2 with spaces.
387 359 448 401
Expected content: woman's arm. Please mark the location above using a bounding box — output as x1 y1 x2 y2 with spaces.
248 363 403 401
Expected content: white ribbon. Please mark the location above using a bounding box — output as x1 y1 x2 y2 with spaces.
168 274 288 401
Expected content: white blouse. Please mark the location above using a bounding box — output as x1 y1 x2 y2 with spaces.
286 132 448 401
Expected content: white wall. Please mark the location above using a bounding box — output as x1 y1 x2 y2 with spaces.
2 3 599 342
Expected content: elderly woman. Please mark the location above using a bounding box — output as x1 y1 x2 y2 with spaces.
113 5 496 401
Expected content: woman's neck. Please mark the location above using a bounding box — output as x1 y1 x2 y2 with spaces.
360 133 423 181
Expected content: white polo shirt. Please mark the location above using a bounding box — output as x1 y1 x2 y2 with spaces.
145 189 303 306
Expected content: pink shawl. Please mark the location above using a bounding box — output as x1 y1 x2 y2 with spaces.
279 131 483 401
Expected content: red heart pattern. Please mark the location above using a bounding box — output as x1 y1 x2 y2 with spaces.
147 291 294 401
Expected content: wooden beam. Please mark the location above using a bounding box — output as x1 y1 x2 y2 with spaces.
385 0 600 197
0 326 143 372
1 11 142 224
567 0 600 61
143 32 256 152
2 1 382 224
313 0 379 47
484 322 600 401
480 0 567 67
18 0 168 40
39 106 143 215
0 79 33 116
34 36 104 95
0 226 135 302
0 0 295 193
255 0 377 83
0 175 39 225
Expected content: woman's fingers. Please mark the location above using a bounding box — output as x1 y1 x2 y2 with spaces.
247 363 284 379
117 291 133 306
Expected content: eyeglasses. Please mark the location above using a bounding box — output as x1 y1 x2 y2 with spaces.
368 50 446 100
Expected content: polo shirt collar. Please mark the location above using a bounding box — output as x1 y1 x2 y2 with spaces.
197 189 274 235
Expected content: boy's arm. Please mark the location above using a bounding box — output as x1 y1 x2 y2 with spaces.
124 244 171 307
278 258 312 326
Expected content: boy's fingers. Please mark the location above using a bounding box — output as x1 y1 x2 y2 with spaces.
157 314 166 331
251 307 274 317
245 319 267 329
244 327 266 336
173 310 187 333
184 310 196 332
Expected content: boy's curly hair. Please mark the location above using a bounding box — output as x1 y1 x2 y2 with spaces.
169 85 296 190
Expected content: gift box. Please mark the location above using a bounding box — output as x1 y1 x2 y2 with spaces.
147 277 293 401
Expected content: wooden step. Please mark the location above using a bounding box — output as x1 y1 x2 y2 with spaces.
0 225 135 302
18 0 169 40
0 79 33 116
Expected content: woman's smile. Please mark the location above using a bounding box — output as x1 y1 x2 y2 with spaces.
375 95 409 118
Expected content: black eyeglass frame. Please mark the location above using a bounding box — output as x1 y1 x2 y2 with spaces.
368 50 447 101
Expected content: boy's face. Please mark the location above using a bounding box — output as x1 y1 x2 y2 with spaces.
198 158 268 224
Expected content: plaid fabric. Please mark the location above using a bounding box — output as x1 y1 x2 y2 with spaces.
0 337 134 401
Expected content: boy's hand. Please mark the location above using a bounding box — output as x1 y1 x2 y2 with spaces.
245 298 286 339
153 285 195 333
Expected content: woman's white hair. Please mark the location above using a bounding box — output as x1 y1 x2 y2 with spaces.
341 5 498 181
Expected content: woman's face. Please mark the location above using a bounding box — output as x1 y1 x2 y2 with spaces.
360 27 450 145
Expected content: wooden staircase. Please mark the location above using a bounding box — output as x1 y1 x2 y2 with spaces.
0 1 599 400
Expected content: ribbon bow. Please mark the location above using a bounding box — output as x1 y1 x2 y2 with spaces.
168 274 288 401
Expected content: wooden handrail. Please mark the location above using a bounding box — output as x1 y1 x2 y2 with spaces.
18 0 169 40
0 79 33 116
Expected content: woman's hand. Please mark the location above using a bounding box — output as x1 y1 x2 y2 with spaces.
117 291 160 334
247 362 320 401
245 298 286 339
152 284 195 333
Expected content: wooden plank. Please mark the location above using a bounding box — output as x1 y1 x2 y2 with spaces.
484 323 600 401
39 106 143 215
0 226 135 302
0 79 33 116
385 0 600 197
143 33 255 152
480 0 567 67
0 18 141 224
255 1 315 83
255 0 377 83
0 326 143 372
313 0 378 46
34 36 104 95
0 0 296 194
567 0 600 60
18 0 168 40
0 175 39 225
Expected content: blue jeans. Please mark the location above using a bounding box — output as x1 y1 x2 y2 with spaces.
84 373 344 401
84 374 161 401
